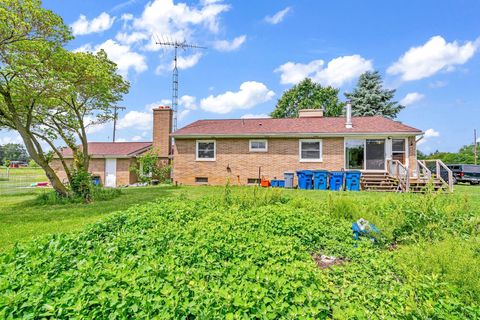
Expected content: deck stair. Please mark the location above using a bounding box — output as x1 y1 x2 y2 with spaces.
360 159 454 193
361 172 400 192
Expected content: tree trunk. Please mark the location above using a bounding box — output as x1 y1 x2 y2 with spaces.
15 123 69 196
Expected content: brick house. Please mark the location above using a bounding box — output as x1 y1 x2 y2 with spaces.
170 107 425 187
54 105 449 191
52 107 173 187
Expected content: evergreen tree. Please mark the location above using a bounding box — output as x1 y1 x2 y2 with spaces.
344 71 404 119
271 78 344 118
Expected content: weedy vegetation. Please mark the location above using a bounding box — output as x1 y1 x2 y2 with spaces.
0 185 479 319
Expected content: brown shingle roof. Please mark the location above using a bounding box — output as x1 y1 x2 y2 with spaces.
60 142 152 158
172 116 422 137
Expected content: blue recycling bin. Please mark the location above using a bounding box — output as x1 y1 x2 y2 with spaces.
92 176 101 186
329 171 345 191
345 171 362 191
270 180 279 187
296 170 313 190
277 180 285 188
313 170 329 190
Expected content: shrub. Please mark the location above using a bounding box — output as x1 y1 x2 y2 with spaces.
69 169 93 201
35 186 121 205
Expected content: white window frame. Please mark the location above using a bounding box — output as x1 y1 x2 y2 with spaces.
299 139 323 162
391 138 407 165
249 139 268 152
196 140 216 161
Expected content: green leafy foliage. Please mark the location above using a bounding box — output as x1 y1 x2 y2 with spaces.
271 78 345 118
35 186 121 205
421 144 479 164
131 150 171 184
345 71 404 119
0 189 478 318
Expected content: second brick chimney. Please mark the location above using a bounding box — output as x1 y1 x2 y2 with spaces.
152 106 173 157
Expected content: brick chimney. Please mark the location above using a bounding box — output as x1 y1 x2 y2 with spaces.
152 106 173 157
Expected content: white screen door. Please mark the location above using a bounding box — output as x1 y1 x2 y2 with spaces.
105 158 117 187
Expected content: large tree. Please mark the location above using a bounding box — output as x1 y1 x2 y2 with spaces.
0 1 129 196
270 78 344 118
0 0 70 48
344 71 404 119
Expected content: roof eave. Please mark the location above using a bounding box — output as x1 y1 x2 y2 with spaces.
172 131 423 139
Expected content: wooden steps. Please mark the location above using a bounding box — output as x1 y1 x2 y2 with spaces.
360 172 448 193
361 172 400 192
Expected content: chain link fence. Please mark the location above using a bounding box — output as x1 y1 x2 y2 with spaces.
0 167 49 195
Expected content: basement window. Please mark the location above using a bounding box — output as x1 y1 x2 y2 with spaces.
247 178 261 185
249 140 268 152
195 177 208 184
196 140 216 161
299 139 323 162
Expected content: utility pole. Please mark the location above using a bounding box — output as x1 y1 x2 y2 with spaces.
155 36 206 131
111 105 126 142
475 129 478 165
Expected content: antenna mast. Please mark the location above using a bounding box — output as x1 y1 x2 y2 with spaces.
155 36 206 131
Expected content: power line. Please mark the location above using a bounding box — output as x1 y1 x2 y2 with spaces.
155 35 206 131
110 105 126 142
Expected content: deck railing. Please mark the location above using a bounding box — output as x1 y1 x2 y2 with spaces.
421 159 454 192
386 159 409 192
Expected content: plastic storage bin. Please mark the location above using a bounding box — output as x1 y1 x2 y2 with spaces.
284 172 294 188
261 180 270 187
329 171 345 191
345 171 362 191
313 170 329 190
296 170 314 190
277 180 285 188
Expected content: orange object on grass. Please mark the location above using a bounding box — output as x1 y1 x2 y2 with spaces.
261 180 270 187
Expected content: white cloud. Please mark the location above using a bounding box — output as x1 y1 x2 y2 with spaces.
131 0 230 51
418 128 440 146
275 55 372 87
131 135 143 141
179 95 197 110
400 92 425 106
0 134 22 145
85 116 107 134
116 138 127 142
117 111 152 129
156 53 203 74
213 35 246 52
387 35 479 81
265 7 291 25
71 12 115 36
145 100 172 111
200 81 275 114
241 113 271 119
429 80 447 88
178 109 191 120
75 40 147 77
115 31 148 45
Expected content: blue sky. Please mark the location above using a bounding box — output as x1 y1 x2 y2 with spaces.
1 0 479 153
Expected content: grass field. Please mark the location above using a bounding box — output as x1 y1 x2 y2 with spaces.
1 184 479 318
0 184 478 251
0 167 48 195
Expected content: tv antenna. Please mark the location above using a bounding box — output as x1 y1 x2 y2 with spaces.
155 35 206 131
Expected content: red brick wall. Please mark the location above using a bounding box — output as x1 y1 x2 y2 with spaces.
173 138 345 185
51 158 139 187
153 107 173 157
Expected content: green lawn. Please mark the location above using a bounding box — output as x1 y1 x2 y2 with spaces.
1 183 478 251
0 186 193 250
0 167 48 195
